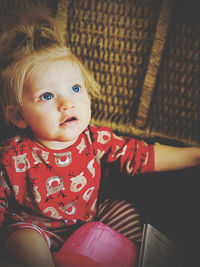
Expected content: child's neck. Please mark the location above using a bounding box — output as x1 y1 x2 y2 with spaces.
32 137 79 151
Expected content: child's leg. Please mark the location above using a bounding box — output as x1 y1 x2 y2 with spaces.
94 199 143 244
5 228 55 267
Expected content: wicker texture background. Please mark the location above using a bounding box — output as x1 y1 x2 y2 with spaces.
65 0 162 129
0 0 199 146
146 0 200 145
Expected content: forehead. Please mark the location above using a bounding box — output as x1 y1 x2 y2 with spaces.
32 58 81 74
26 58 83 85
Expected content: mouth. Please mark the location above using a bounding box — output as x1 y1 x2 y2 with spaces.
60 116 78 126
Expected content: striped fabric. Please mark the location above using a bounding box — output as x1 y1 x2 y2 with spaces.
5 199 143 252
94 199 143 243
7 222 52 248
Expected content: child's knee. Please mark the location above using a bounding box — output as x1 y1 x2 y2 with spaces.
5 229 48 255
4 229 55 267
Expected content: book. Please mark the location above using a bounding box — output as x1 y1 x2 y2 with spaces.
138 224 184 267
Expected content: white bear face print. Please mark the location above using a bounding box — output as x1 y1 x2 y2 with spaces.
54 152 72 167
43 207 62 219
70 172 87 193
97 130 111 144
46 176 65 196
59 200 77 215
32 147 50 164
83 187 95 201
13 153 30 172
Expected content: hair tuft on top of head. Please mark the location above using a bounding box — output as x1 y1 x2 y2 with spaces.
0 8 66 69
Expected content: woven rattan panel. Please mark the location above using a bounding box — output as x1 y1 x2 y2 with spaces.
66 0 162 134
0 0 58 28
0 0 199 146
146 0 200 145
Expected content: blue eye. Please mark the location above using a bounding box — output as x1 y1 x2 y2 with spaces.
41 92 53 100
72 85 80 93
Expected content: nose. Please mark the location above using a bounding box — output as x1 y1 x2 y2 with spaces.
57 96 75 112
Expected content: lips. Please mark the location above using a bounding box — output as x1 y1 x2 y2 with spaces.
65 116 77 123
60 116 78 126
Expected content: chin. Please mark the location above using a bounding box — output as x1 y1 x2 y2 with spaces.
59 135 79 143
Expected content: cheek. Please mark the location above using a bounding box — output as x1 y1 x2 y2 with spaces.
22 106 52 126
83 99 91 119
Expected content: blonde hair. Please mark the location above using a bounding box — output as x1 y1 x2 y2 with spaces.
0 12 100 126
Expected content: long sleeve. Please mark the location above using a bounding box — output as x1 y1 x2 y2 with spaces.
90 125 154 175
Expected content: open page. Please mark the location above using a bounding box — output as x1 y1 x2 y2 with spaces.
138 224 184 267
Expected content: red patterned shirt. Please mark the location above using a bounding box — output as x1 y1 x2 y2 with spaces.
0 125 154 230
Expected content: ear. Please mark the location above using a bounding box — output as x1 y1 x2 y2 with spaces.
6 105 27 129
